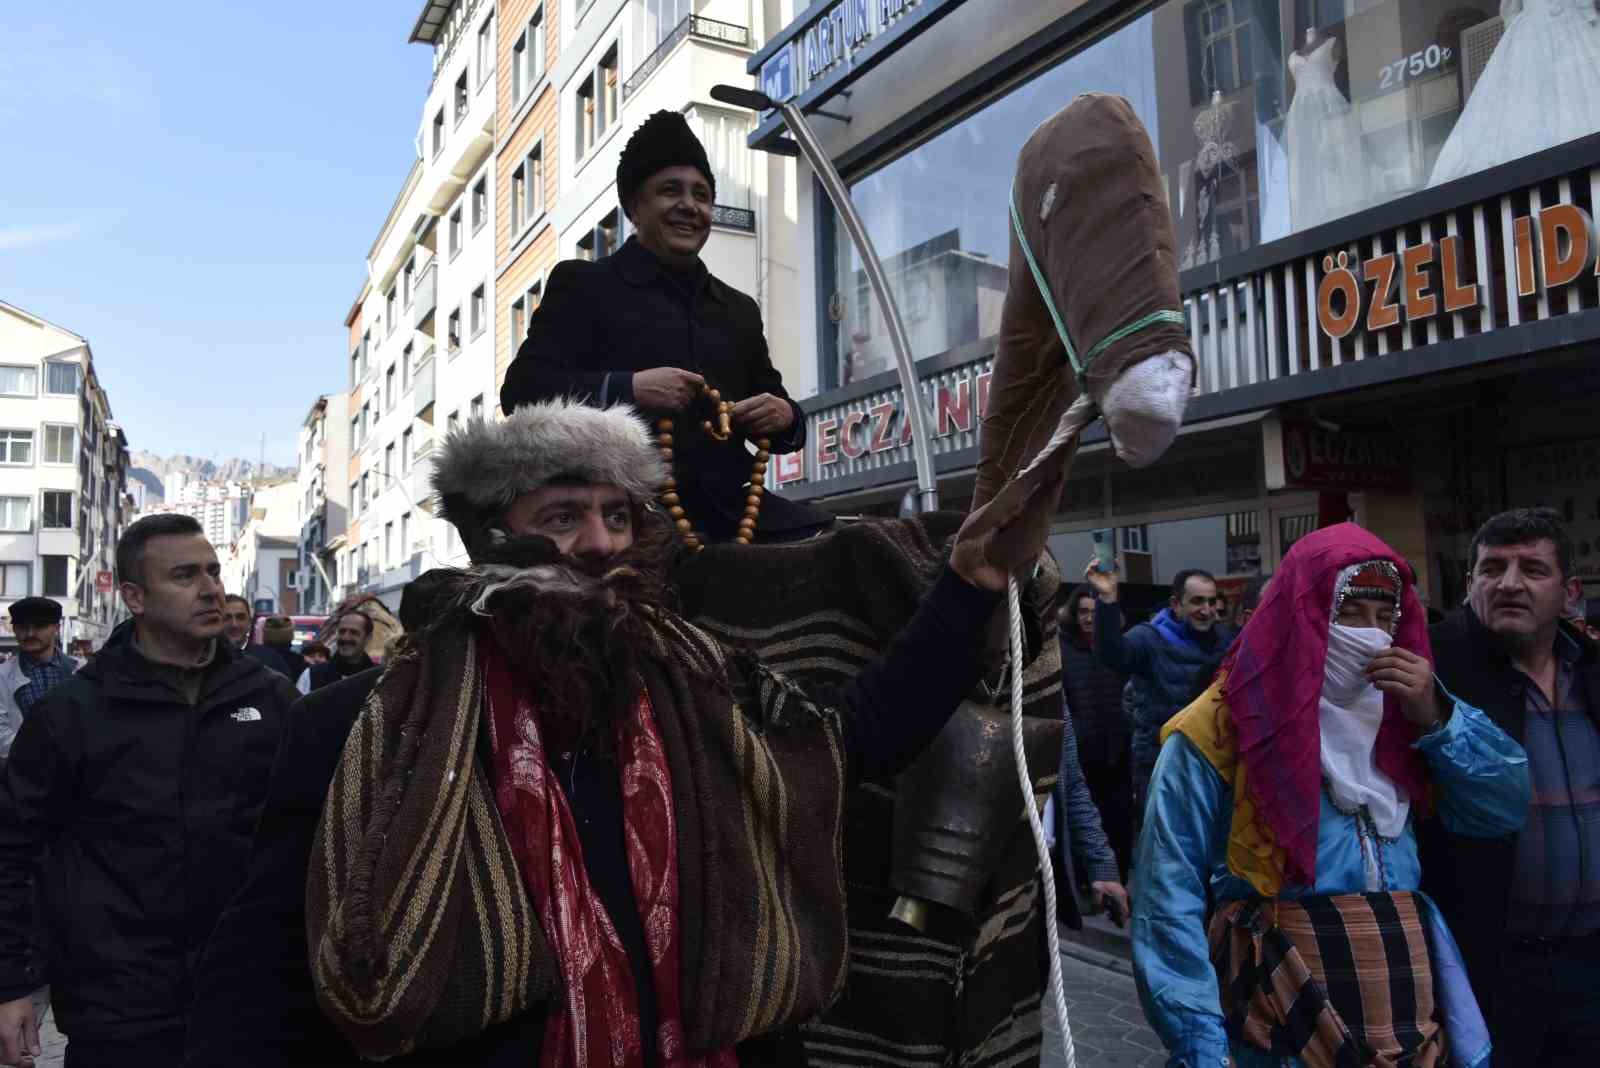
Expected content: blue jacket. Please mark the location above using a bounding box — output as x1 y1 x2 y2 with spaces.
1093 601 1232 771
1131 701 1530 1068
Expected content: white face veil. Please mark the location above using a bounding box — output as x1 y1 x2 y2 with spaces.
1319 562 1409 849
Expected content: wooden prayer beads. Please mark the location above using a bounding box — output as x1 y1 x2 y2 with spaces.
656 383 770 549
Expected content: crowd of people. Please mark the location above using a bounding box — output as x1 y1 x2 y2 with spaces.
0 110 1592 1068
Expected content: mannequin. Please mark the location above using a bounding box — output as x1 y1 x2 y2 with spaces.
1286 25 1371 229
1429 0 1600 185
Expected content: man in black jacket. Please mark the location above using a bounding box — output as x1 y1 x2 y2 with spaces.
1056 583 1133 882
183 398 1048 1068
0 514 298 1066
1424 507 1599 1066
500 109 832 544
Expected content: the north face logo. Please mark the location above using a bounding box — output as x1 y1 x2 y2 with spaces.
231 707 262 723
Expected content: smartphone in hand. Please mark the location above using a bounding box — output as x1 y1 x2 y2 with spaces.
1089 528 1116 574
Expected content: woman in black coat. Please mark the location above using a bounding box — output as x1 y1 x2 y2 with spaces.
499 110 832 544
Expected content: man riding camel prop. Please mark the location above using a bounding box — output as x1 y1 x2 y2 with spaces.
182 93 1193 1068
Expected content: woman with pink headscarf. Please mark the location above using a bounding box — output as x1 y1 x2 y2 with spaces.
1131 524 1529 1068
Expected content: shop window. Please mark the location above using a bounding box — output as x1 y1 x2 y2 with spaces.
821 0 1596 392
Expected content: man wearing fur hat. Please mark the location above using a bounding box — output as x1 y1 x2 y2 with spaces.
185 398 1053 1068
500 109 832 544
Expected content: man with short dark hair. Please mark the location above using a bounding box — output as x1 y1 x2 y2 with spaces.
1086 562 1233 815
296 612 374 695
0 513 298 1066
1425 507 1599 1066
223 597 292 678
261 616 305 681
0 598 83 760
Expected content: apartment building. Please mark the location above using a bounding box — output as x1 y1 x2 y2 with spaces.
0 301 132 652
489 0 799 399
331 0 503 615
493 0 560 392
222 479 302 616
294 393 350 614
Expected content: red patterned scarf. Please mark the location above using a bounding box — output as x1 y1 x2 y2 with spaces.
484 641 739 1068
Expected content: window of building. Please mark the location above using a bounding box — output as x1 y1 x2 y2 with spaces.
42 425 75 464
385 287 397 334
403 256 415 307
512 142 544 235
510 296 526 351
360 473 369 511
470 394 484 422
402 427 413 471
402 342 413 391
0 367 36 398
576 212 619 261
432 108 445 157
0 498 31 532
454 69 470 126
45 363 79 395
384 442 395 481
447 308 462 353
471 175 488 233
350 350 361 388
350 416 360 448
449 204 463 259
385 364 396 410
597 45 618 141
41 491 71 529
470 285 486 339
360 402 370 444
0 430 33 465
447 410 461 437
525 279 542 315
1189 0 1253 100
401 512 411 558
350 482 360 515
575 74 595 161
688 104 755 211
513 6 546 105
0 564 27 596
42 556 68 598
385 522 395 567
477 12 496 87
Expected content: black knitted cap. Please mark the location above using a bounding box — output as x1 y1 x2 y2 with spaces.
616 110 716 216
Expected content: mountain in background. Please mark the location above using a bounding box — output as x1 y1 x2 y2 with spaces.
129 451 294 501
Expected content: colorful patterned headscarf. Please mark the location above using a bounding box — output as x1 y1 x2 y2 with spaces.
1219 523 1430 889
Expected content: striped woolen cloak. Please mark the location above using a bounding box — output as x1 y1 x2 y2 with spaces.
307 588 852 1059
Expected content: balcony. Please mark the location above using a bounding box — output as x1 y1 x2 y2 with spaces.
410 439 437 511
413 263 438 328
413 353 436 416
623 16 751 100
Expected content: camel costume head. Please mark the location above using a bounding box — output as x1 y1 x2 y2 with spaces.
967 93 1193 551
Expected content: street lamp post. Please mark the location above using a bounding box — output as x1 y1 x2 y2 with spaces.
710 84 938 514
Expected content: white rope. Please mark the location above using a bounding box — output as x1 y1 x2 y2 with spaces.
1008 576 1076 1068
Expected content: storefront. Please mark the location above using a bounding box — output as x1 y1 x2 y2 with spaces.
751 0 1600 603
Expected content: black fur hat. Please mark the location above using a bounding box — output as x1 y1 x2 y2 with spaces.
616 110 716 217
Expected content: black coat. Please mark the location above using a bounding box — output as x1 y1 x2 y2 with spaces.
1420 607 1600 1010
242 642 294 679
186 567 1002 1067
0 621 297 1042
500 237 833 542
1057 630 1130 767
304 653 376 692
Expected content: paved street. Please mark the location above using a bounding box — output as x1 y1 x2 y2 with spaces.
1042 938 1167 1068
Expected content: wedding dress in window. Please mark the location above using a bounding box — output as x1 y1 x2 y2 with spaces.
1429 0 1600 186
1286 36 1372 230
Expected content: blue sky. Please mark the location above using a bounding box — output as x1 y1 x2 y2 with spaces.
0 2 433 467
